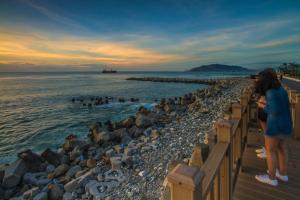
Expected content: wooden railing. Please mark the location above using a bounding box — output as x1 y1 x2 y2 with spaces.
163 84 300 200
163 85 255 200
285 87 300 139
164 83 300 200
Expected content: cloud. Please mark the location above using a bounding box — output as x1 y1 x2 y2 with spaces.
254 36 300 48
21 0 87 30
0 13 299 71
0 30 188 68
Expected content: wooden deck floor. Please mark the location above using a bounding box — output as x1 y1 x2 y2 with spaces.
233 127 300 200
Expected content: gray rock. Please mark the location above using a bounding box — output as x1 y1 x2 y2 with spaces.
61 155 70 165
9 196 23 200
111 128 127 139
46 164 55 173
0 164 7 184
33 192 48 200
110 157 122 170
85 180 114 200
121 117 134 128
48 184 64 200
23 172 50 186
17 149 44 172
86 159 96 168
53 164 69 177
113 145 124 154
66 165 81 178
104 169 126 183
23 187 39 199
41 148 62 167
94 131 110 143
76 169 94 186
135 114 152 128
4 187 17 199
105 149 115 158
64 179 79 192
2 159 28 188
124 147 138 156
69 147 81 161
121 155 133 167
63 192 74 200
93 148 104 160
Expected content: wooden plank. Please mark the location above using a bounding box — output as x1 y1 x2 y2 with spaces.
234 125 300 200
201 143 228 197
237 173 300 199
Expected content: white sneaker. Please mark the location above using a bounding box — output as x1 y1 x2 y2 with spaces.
255 174 278 186
257 151 267 159
255 147 265 154
267 169 288 182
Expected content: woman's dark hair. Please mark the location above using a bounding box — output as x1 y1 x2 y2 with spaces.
255 68 281 95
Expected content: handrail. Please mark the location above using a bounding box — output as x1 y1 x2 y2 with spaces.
163 85 255 200
201 142 228 197
286 87 300 140
163 83 300 200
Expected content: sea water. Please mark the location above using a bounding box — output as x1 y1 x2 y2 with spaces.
0 71 251 163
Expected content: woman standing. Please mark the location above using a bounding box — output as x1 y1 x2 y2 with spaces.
255 68 292 186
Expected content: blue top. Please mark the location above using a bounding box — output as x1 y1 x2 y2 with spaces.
264 86 293 137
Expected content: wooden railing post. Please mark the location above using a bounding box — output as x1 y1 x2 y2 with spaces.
240 94 248 142
288 90 296 102
189 143 209 168
163 164 204 200
231 103 243 166
294 94 300 140
216 119 233 200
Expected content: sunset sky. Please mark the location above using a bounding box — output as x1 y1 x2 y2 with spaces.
0 0 300 71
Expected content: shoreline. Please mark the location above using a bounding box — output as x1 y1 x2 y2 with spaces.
0 77 251 200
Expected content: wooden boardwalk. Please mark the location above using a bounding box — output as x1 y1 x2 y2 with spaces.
233 126 300 200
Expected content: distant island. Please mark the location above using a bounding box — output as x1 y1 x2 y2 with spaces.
188 64 250 72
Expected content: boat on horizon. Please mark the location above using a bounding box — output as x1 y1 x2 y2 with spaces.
102 68 117 73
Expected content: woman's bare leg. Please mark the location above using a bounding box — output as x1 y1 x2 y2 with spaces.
277 139 288 176
259 120 266 133
265 136 279 179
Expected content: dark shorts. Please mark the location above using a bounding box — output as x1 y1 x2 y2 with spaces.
257 108 267 122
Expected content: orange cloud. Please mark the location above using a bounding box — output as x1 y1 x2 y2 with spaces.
0 30 187 67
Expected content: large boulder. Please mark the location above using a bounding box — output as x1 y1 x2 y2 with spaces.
135 114 153 128
121 117 135 128
23 172 50 186
0 164 7 184
41 148 62 167
2 159 28 188
63 135 89 152
111 128 127 142
17 149 44 172
164 104 173 113
93 131 110 143
128 126 144 138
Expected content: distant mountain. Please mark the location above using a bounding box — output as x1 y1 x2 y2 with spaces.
188 64 250 72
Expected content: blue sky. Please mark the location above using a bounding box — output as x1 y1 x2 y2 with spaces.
0 0 299 71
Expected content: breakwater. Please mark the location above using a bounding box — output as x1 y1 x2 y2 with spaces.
126 77 217 85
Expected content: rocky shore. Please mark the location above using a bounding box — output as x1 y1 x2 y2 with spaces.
0 77 251 200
